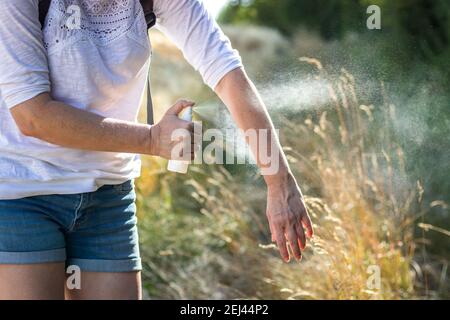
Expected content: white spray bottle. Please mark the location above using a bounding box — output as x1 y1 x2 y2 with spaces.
167 106 193 174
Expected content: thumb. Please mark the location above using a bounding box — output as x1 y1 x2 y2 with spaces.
166 99 195 116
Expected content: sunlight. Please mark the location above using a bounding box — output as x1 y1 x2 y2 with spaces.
203 0 228 17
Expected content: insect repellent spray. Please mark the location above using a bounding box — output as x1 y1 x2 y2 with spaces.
167 106 193 174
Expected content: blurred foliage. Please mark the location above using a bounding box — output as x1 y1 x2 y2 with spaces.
219 0 450 253
137 60 448 298
220 0 450 61
138 2 450 299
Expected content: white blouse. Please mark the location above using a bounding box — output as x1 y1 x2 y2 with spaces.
0 0 242 199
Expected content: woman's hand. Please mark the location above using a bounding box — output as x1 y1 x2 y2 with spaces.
149 99 197 160
266 173 314 262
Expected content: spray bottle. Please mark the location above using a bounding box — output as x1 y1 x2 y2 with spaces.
167 106 193 174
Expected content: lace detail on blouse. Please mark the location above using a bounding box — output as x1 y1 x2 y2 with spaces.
43 0 146 49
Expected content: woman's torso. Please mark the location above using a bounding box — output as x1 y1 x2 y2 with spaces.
0 0 151 198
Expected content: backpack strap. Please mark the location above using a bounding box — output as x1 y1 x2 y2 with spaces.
142 0 156 30
38 0 51 28
38 0 157 125
141 0 156 124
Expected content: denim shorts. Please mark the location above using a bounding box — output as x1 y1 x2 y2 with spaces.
0 180 141 272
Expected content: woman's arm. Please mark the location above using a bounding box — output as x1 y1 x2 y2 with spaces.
215 67 314 262
1 0 194 159
10 93 196 159
11 93 152 154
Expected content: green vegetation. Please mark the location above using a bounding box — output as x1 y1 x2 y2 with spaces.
136 1 449 299
220 0 450 94
220 0 450 256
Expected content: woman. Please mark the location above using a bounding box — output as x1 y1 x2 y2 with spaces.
0 0 313 299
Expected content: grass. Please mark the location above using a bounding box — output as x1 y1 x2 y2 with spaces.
132 55 448 299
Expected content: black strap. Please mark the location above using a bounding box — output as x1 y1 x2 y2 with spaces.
142 0 156 124
39 0 156 125
38 0 51 28
146 75 154 125
142 0 156 30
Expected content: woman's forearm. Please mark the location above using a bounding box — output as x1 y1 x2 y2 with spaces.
10 93 154 155
215 67 292 186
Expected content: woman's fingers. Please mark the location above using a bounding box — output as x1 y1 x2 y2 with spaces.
166 99 195 116
274 227 289 262
287 227 302 261
296 223 306 250
269 221 277 242
301 213 314 238
270 214 309 263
